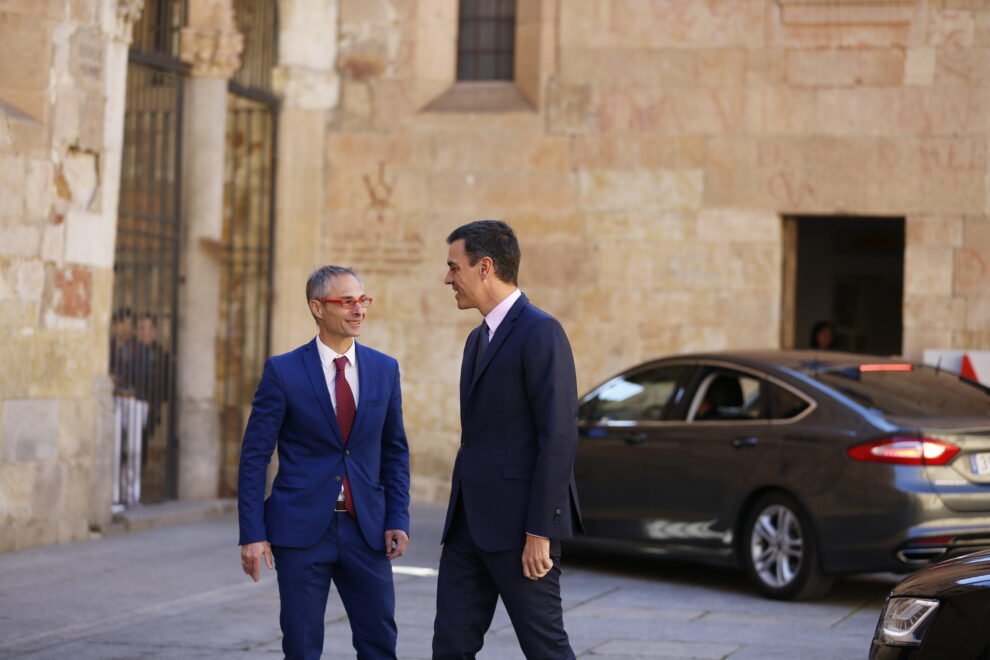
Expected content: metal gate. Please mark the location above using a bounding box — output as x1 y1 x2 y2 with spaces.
110 0 187 507
217 0 279 496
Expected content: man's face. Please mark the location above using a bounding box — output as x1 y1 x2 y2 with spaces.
311 274 366 343
136 318 156 345
444 239 485 311
114 318 134 340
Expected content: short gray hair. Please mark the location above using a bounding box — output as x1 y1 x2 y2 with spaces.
306 265 362 301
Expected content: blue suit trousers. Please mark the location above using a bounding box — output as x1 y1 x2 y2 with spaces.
272 513 397 660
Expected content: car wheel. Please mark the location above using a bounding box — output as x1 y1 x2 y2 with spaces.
742 493 833 600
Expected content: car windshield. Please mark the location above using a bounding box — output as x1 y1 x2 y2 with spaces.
813 362 990 418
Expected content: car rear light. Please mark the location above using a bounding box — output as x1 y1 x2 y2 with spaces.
859 363 914 372
912 536 954 545
847 437 960 466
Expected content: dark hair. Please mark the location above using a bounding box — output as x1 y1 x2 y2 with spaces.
446 220 520 285
810 320 835 349
112 307 134 324
306 265 362 301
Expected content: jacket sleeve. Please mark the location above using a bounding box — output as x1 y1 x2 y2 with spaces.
237 357 286 545
379 360 411 535
521 318 579 538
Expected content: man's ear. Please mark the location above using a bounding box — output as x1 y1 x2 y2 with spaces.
308 299 323 320
478 256 495 280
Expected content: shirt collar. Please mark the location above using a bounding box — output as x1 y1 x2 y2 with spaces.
316 336 357 368
484 288 521 337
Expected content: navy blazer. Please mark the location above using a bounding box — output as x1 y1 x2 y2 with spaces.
441 293 583 552
237 339 410 550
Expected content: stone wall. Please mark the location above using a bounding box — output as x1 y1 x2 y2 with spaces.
299 0 990 502
3 0 988 550
0 0 133 552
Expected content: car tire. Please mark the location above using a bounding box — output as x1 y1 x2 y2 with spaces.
742 492 833 600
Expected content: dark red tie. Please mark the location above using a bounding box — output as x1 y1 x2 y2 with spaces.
334 356 356 517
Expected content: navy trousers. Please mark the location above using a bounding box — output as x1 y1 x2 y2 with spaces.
272 512 397 660
432 498 575 660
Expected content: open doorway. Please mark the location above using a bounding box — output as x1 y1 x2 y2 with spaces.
783 216 904 355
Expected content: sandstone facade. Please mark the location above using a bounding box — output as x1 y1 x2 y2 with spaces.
0 0 136 551
2 0 988 550
311 0 990 500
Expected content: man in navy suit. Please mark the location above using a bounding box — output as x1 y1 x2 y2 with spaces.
433 221 582 660
238 265 411 660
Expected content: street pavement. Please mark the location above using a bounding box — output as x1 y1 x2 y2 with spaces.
0 502 894 659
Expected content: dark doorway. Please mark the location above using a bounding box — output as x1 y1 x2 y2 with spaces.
109 0 187 509
788 216 904 355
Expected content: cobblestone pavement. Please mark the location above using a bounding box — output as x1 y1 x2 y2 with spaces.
0 502 893 659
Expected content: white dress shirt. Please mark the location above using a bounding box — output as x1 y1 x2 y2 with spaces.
316 336 359 409
316 336 358 504
483 288 521 340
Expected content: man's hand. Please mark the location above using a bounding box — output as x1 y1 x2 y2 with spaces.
384 529 409 560
240 541 273 582
521 534 553 580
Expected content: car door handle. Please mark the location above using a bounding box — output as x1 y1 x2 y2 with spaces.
731 436 759 449
624 433 647 445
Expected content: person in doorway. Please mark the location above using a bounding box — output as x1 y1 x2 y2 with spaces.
433 220 583 660
110 307 136 392
110 307 145 507
134 313 170 466
810 320 837 350
238 265 411 660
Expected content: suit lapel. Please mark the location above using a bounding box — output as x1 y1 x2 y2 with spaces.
467 293 529 397
302 338 345 447
351 343 372 443
460 327 480 419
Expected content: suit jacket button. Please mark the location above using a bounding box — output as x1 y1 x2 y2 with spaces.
460 442 465 448
334 476 342 482
554 507 561 515
344 450 350 456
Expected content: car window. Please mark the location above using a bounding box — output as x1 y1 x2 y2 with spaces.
582 365 688 423
766 382 810 420
814 363 990 418
689 369 764 422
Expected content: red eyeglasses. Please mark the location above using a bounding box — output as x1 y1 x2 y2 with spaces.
313 297 373 309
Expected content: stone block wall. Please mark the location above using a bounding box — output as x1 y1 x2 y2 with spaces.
287 0 990 502
0 0 128 552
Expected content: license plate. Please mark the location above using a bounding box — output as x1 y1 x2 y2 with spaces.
971 453 990 475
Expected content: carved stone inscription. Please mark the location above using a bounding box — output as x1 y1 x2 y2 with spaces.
70 28 104 90
329 162 425 276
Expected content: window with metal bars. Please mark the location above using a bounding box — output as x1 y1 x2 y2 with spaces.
457 0 516 81
130 0 185 65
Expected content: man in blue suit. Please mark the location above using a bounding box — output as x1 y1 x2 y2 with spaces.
238 265 411 660
433 221 582 660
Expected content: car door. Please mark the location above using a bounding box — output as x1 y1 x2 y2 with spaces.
649 364 771 549
576 363 691 543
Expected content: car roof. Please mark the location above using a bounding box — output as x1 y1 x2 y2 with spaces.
656 349 912 375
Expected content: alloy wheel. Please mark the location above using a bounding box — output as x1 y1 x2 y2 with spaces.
750 504 804 588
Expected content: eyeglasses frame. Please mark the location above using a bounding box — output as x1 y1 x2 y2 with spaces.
313 297 374 309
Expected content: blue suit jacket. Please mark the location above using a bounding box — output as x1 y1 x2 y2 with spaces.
237 339 410 550
441 293 583 552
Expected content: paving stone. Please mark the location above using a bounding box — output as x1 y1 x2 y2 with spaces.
0 503 891 659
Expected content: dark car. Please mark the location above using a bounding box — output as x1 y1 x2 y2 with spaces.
870 549 990 658
573 350 990 600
